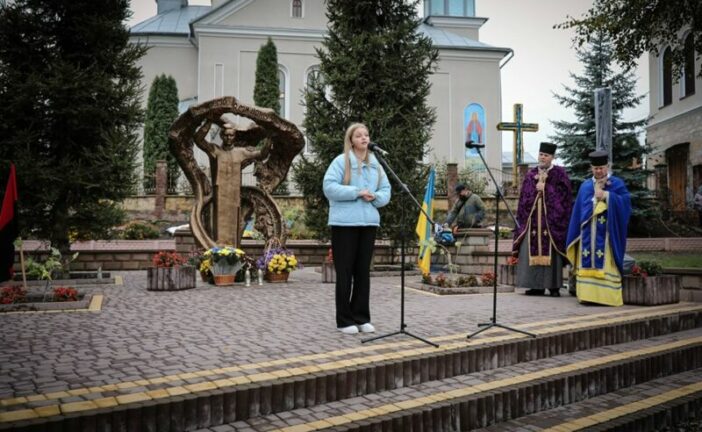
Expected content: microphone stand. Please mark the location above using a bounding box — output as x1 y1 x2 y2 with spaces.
361 150 439 347
465 144 535 340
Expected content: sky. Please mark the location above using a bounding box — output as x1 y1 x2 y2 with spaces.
127 0 649 158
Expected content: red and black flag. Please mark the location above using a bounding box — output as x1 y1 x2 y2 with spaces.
0 163 18 283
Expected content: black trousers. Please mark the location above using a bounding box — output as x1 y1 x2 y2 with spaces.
331 226 377 328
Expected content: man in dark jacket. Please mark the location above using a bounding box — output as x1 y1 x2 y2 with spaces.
445 184 485 230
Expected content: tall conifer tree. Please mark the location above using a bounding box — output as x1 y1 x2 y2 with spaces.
0 0 145 251
551 32 653 225
143 74 180 183
293 0 438 241
253 37 281 115
253 38 288 194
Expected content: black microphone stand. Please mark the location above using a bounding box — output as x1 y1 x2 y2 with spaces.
361 150 438 347
465 143 535 340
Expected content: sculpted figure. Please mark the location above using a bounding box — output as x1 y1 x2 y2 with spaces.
169 97 305 249
194 121 270 246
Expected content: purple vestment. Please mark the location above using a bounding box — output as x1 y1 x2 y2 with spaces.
512 165 572 265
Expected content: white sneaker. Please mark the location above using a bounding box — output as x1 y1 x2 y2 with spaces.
358 323 375 333
338 325 359 334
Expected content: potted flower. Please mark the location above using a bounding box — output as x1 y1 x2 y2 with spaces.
623 259 680 305
499 256 518 286
322 248 335 283
147 251 196 291
257 247 298 283
205 246 246 286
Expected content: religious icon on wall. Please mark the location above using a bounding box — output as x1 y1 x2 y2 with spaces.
464 103 485 171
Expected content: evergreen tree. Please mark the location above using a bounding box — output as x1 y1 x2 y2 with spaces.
253 37 281 115
293 0 438 242
253 38 288 194
0 0 145 252
143 74 180 184
551 32 653 229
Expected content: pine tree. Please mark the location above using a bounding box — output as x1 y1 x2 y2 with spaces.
293 0 438 242
0 0 145 252
143 74 180 184
253 37 281 115
551 32 653 228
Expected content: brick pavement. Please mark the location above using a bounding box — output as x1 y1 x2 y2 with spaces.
0 268 644 400
2 269 702 430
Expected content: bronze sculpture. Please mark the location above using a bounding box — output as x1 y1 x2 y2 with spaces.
169 97 305 249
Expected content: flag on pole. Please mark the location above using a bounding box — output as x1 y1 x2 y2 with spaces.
415 168 435 276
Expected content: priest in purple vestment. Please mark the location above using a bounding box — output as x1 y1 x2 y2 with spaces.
512 142 573 297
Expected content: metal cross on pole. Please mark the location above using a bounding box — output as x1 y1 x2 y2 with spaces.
497 103 539 181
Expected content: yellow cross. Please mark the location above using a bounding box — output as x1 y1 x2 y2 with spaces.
582 249 590 257
598 215 606 225
596 249 604 258
496 103 539 179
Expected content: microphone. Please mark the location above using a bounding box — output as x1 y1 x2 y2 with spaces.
465 140 485 149
368 142 389 156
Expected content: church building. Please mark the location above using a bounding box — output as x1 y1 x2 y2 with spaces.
130 0 512 187
646 29 701 214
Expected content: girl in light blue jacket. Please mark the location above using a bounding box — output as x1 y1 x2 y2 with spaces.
323 123 391 335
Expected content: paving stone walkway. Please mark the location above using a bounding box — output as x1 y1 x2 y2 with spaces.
0 267 664 404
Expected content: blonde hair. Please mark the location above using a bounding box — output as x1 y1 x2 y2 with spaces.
342 122 384 188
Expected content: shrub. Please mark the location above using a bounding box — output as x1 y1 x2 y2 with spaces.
53 287 79 302
481 271 496 286
122 222 160 240
152 251 187 268
637 260 662 277
0 285 26 304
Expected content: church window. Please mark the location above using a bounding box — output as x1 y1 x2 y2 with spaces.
661 47 673 107
682 34 695 97
292 0 302 18
427 0 475 17
278 67 288 118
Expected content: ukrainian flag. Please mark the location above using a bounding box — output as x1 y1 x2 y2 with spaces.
415 168 435 275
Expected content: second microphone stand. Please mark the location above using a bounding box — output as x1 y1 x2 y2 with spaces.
361 151 438 348
465 144 535 340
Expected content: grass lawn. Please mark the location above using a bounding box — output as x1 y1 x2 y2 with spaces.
629 252 702 269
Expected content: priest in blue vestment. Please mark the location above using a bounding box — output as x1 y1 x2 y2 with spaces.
566 150 631 306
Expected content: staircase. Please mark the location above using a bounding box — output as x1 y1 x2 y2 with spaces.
2 304 702 431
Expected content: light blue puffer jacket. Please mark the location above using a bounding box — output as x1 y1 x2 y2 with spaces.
323 153 392 226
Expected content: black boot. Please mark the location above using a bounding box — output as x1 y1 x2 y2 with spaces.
525 289 545 296
549 289 561 297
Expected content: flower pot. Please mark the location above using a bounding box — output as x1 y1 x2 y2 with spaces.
147 266 196 291
623 275 681 305
213 274 236 286
499 264 517 286
322 262 336 283
265 272 289 283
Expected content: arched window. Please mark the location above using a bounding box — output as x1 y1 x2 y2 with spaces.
661 47 673 106
278 66 288 118
305 65 321 88
292 0 302 18
682 34 696 97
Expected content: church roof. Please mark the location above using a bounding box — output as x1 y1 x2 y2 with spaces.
418 24 509 53
130 6 210 35
130 4 509 54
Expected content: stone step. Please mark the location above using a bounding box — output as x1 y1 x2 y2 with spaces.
475 368 702 432
2 304 702 431
197 329 702 431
